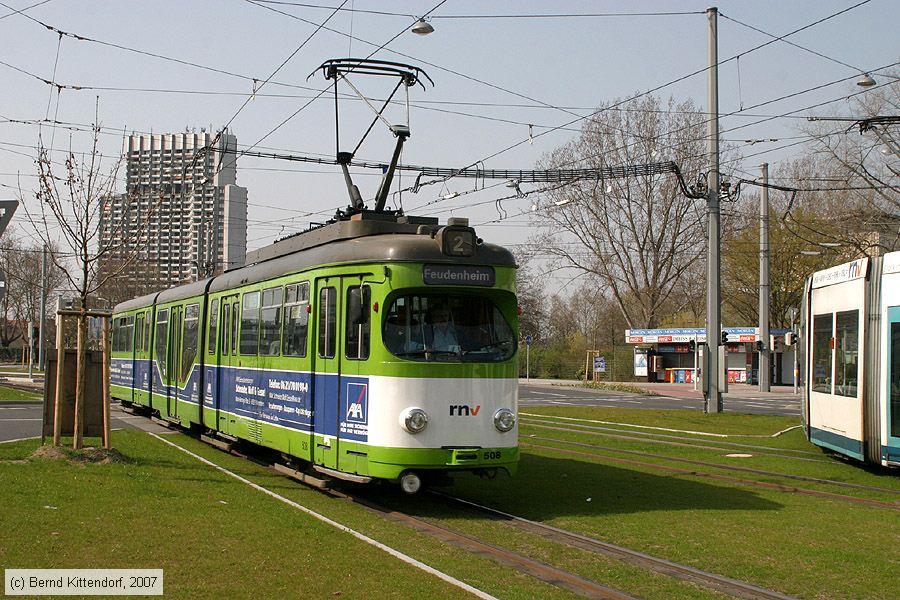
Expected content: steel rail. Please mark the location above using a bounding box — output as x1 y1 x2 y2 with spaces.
521 424 900 496
430 490 799 600
519 416 830 461
522 441 900 511
328 488 637 600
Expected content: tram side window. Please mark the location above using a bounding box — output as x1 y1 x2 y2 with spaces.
891 322 900 438
125 316 134 353
136 314 145 352
259 287 284 356
207 299 219 355
155 309 169 379
812 313 832 393
346 285 370 360
240 292 261 355
231 301 239 355
144 316 151 354
318 287 336 358
834 310 859 397
222 303 231 356
283 282 309 357
113 317 124 352
181 304 200 381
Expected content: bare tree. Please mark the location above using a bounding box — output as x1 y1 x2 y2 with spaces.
21 109 154 447
0 229 67 361
803 69 900 249
533 94 715 329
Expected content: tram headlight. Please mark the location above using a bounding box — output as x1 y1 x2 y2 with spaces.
401 407 429 434
493 408 516 432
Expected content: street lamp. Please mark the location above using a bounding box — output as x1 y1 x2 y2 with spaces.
856 73 877 88
411 18 434 35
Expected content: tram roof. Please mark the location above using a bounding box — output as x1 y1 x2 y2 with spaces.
210 217 515 293
114 213 516 313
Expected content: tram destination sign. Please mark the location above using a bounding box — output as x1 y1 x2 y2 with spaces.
423 264 495 286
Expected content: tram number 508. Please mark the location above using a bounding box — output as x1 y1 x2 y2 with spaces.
483 450 501 460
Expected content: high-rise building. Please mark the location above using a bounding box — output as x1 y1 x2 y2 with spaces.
100 130 248 291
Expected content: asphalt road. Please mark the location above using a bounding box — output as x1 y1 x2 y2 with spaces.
519 384 802 417
0 403 168 443
0 383 801 443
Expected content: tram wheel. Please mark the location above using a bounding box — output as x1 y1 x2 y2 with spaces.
399 470 423 495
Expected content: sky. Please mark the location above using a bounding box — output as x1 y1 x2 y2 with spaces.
0 0 897 289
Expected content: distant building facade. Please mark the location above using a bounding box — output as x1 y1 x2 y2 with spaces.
100 130 248 291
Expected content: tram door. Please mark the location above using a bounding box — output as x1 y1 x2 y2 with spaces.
217 294 240 436
312 278 341 470
888 306 900 451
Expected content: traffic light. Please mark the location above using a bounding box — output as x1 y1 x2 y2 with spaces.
721 331 728 345
688 340 696 352
756 340 764 352
784 332 796 346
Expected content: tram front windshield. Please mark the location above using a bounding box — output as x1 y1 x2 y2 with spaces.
383 294 515 362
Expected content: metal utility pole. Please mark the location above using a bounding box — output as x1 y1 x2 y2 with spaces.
38 245 47 371
759 163 771 392
704 6 723 413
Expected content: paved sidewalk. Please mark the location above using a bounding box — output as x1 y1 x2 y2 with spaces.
520 378 799 400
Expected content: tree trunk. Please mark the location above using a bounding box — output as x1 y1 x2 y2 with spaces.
72 311 87 450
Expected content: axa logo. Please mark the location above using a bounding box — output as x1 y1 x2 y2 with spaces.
449 404 481 416
346 383 368 424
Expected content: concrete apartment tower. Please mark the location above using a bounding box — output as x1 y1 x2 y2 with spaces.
101 130 248 290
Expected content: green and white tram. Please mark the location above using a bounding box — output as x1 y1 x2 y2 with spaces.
111 212 519 492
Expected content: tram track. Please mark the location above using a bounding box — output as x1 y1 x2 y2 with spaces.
521 422 900 497
326 486 637 600
521 439 900 510
427 491 798 600
196 428 797 599
519 414 827 461
139 413 807 600
190 428 636 599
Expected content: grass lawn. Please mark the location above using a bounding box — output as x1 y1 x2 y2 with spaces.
0 384 41 403
0 431 580 599
3 408 896 599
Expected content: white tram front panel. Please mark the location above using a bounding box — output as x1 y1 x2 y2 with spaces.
879 252 900 465
807 258 868 460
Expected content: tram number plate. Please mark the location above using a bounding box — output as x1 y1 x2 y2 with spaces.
483 450 502 460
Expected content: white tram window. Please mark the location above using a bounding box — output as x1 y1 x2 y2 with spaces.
181 304 200 381
812 314 832 393
207 299 219 355
318 287 337 358
283 282 309 358
155 309 169 379
345 285 370 360
383 294 515 363
259 287 284 356
834 310 859 398
240 291 261 355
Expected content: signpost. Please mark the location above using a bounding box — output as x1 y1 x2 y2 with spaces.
593 356 606 373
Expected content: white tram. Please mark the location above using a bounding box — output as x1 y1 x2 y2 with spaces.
801 252 900 467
